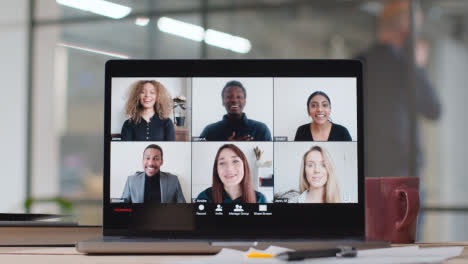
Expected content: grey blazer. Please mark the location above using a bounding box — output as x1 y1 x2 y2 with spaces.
121 171 186 203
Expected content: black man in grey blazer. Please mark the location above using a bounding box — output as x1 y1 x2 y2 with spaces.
121 144 186 203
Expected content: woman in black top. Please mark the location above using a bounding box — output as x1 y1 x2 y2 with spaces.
121 80 175 141
294 91 351 141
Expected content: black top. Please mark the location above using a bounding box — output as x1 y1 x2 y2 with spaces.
199 113 272 141
294 123 352 141
196 187 267 203
121 114 175 141
144 172 161 203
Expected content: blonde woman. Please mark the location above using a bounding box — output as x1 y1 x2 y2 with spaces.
297 146 341 203
121 80 175 141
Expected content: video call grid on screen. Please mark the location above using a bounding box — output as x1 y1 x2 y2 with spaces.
110 77 358 204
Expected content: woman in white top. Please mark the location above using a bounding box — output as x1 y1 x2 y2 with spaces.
297 146 341 203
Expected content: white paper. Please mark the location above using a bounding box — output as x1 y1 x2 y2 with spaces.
164 246 289 264
164 245 464 264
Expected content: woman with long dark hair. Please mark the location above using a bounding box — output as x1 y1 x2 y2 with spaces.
294 91 351 141
197 144 266 203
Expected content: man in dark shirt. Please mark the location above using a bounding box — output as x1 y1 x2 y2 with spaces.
121 144 186 203
199 80 272 141
143 170 161 203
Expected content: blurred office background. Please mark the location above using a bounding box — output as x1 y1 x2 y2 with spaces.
1 0 467 241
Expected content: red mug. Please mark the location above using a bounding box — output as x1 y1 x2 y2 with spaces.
365 177 420 243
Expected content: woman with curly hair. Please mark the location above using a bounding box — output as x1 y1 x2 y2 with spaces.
121 80 175 141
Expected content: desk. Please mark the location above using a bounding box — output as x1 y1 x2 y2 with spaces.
0 247 194 264
0 244 467 264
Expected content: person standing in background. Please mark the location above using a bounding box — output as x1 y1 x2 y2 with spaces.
357 0 441 179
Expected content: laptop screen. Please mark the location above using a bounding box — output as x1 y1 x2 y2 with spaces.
104 60 364 239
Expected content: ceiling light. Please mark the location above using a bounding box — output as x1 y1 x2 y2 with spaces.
157 17 252 54
157 17 204 42
57 43 130 59
135 17 150 26
205 29 251 54
56 0 132 19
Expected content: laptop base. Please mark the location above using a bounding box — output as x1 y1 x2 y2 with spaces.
76 237 389 254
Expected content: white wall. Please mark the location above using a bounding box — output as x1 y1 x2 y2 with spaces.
110 142 192 202
274 142 358 203
111 77 190 134
192 78 273 137
429 39 468 241
191 142 273 202
0 1 28 212
32 26 61 201
274 78 357 141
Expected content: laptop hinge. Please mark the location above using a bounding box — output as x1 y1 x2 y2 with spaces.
210 241 258 247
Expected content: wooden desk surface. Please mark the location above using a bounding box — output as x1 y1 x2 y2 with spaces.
0 244 467 264
0 248 194 264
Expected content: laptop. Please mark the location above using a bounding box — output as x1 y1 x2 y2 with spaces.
77 60 379 254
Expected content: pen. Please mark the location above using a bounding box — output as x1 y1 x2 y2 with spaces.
246 252 274 258
276 246 357 261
